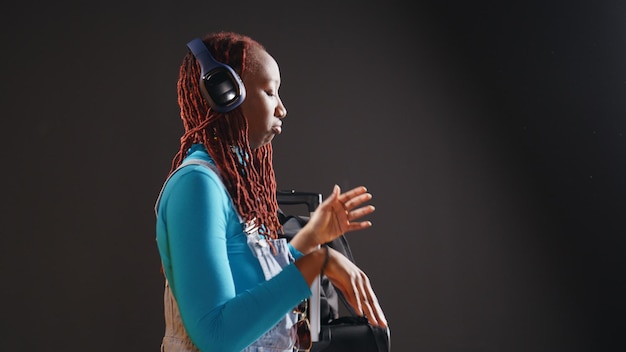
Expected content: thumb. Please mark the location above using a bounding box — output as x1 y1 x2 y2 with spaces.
330 184 341 200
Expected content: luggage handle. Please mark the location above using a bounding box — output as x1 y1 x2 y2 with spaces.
277 190 322 213
276 190 323 342
276 189 355 263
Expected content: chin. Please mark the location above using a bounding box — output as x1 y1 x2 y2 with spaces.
250 142 266 150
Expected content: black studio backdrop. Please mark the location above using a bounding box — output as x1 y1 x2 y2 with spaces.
1 1 625 351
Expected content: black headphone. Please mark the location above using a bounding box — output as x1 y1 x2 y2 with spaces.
186 38 246 113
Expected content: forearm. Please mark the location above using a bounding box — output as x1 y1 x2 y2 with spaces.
178 265 310 351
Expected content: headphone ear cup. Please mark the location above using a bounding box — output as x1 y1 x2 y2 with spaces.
200 69 246 112
187 38 246 113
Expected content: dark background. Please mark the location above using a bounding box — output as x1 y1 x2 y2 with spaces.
1 1 625 351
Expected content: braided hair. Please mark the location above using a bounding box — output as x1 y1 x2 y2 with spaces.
169 32 282 238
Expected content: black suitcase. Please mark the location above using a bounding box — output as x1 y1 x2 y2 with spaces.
277 190 391 352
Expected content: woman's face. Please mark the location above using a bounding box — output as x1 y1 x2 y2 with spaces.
240 49 287 149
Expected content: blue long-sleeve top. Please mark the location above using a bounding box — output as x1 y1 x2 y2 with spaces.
155 144 311 351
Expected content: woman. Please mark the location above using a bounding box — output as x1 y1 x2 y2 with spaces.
155 31 387 352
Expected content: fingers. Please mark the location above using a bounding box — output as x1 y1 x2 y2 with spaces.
344 274 387 328
345 220 373 233
320 184 342 209
325 250 388 328
347 205 375 221
349 279 363 316
361 276 388 328
326 185 372 210
331 184 341 199
343 192 371 209
337 186 369 206
335 186 374 218
345 205 374 232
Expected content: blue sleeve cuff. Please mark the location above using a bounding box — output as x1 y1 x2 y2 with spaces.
288 243 304 260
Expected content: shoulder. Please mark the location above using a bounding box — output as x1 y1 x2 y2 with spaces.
165 162 225 198
157 161 231 214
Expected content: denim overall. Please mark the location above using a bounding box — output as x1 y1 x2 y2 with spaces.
156 159 298 352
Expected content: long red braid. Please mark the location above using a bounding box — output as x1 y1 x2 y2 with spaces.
169 32 282 238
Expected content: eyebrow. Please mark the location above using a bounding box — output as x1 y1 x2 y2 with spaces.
262 77 280 87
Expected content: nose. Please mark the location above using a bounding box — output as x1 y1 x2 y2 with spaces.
276 97 287 118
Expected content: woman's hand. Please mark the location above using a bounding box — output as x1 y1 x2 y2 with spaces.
324 247 388 328
290 185 375 254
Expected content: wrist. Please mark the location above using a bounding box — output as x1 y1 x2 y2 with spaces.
291 226 320 254
294 244 331 286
